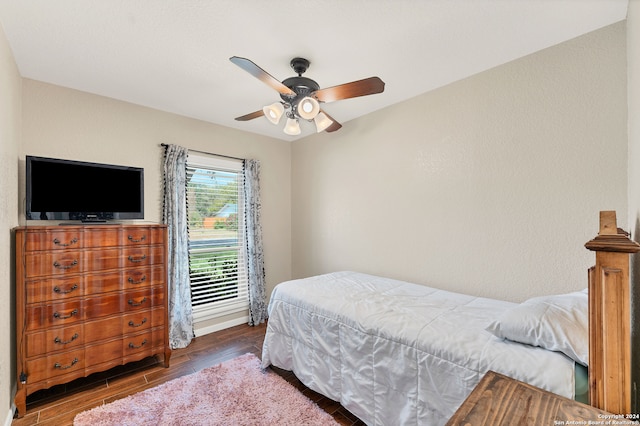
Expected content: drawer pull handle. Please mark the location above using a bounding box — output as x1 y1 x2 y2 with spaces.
53 259 78 270
53 237 78 247
129 339 148 349
53 309 78 320
127 275 147 285
128 297 148 307
54 333 79 344
128 255 147 263
53 284 78 294
128 318 148 328
128 235 146 243
54 358 79 370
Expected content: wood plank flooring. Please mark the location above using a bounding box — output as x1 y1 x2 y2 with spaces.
12 323 366 426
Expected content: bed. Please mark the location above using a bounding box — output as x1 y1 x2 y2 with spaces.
261 271 589 426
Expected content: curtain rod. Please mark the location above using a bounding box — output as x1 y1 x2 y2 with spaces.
160 143 244 161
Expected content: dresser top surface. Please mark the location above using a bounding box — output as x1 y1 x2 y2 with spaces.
15 223 166 231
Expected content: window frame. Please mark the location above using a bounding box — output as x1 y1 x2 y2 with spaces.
185 153 249 325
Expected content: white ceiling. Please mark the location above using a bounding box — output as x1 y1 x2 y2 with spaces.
0 0 629 141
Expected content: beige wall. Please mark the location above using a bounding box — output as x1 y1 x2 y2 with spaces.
0 20 21 423
292 22 628 303
19 80 292 334
627 0 640 414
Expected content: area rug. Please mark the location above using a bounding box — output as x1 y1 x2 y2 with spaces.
73 353 339 426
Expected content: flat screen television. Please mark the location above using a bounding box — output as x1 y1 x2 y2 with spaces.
26 155 144 222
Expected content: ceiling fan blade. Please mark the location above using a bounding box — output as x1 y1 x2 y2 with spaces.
313 77 385 103
321 111 342 132
230 56 296 97
235 110 264 121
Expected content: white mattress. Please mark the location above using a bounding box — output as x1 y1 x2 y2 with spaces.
261 271 575 426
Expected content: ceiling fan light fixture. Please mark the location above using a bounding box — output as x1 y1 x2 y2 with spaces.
283 116 301 136
263 102 284 125
297 96 320 120
314 112 333 133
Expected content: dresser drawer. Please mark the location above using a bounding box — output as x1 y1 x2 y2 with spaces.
85 339 124 366
23 230 84 252
83 316 125 343
26 348 86 383
123 307 164 334
25 275 85 303
81 265 165 295
25 324 84 357
118 227 165 246
123 310 152 333
25 316 125 357
26 301 84 331
24 251 84 278
83 293 125 319
85 248 122 271
122 265 165 291
80 246 165 271
123 245 165 267
24 245 165 279
84 269 127 295
148 227 166 245
83 228 121 248
124 288 165 312
26 293 127 331
120 228 151 246
124 328 165 357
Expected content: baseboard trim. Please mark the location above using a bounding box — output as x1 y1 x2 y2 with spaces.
3 406 14 426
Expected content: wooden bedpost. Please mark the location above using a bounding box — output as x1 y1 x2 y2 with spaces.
585 211 640 414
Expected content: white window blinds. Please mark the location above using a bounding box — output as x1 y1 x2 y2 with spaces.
186 153 248 317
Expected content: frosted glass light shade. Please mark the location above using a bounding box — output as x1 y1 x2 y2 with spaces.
313 112 333 132
297 97 320 120
263 102 284 125
283 117 301 135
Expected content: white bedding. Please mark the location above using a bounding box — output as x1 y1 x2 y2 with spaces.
261 271 576 426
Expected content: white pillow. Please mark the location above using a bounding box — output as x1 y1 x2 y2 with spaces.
485 289 588 366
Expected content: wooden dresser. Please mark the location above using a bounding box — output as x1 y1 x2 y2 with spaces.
14 224 171 417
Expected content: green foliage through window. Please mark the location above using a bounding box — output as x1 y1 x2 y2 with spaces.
186 159 246 309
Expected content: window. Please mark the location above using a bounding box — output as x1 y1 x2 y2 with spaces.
186 153 248 322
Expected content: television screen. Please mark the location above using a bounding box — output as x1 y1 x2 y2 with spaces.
26 155 144 221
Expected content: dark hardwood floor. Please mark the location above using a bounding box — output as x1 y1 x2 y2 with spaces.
12 323 366 426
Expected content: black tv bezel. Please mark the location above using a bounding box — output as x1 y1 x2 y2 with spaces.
25 155 144 222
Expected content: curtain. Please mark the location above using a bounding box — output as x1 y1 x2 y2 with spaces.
244 159 268 326
162 144 194 349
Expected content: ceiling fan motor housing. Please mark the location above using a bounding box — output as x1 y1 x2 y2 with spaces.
280 76 320 100
280 57 321 115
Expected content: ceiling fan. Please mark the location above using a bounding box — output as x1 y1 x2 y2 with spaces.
230 56 385 135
